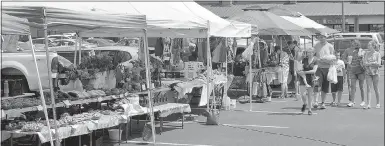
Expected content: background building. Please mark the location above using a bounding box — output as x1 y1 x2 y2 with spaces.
198 1 384 32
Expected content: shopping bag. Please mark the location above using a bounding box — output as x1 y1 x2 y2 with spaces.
142 122 153 141
206 109 219 125
327 65 338 84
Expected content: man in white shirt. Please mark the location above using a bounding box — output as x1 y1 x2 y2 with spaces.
314 32 335 109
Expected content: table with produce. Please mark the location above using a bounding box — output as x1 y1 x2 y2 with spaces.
1 53 193 145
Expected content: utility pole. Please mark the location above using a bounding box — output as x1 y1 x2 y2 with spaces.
342 0 346 32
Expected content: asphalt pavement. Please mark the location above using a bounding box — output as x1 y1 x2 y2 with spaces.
110 67 384 146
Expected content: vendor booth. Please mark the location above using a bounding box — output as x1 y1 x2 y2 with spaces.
2 1 252 146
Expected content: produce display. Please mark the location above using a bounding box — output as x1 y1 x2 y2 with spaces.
1 90 105 110
21 122 45 132
3 109 123 132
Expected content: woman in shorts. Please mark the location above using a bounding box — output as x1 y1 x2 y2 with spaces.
343 40 366 107
298 48 318 115
362 41 382 109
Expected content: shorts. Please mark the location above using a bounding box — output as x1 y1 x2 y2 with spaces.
278 67 290 84
331 76 344 92
315 68 330 93
349 73 365 81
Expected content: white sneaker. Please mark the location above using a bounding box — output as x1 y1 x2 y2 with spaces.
364 105 371 109
376 104 381 109
360 102 366 107
347 102 355 107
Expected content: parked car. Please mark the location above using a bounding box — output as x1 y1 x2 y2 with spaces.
32 38 56 47
1 46 72 94
85 38 117 47
47 35 71 40
328 32 383 44
117 38 139 47
328 32 384 56
52 39 76 46
326 37 373 54
55 46 157 65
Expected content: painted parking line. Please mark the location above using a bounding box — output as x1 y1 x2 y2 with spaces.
230 109 318 115
221 124 289 129
270 100 288 103
125 140 214 146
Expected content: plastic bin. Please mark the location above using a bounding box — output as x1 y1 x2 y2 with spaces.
108 129 121 141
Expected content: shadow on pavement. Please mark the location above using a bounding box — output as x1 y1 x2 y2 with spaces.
267 112 304 116
281 107 322 111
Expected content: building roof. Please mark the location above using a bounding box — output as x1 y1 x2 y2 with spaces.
203 2 384 18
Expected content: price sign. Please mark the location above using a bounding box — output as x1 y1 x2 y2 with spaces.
36 105 43 111
97 97 103 102
63 100 72 107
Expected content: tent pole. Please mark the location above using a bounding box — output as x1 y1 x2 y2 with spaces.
74 34 78 65
206 21 211 112
249 37 253 111
43 9 60 146
280 36 283 50
225 38 228 100
78 37 82 65
142 29 156 145
29 35 55 146
311 35 314 47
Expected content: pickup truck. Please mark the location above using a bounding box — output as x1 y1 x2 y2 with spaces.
1 45 72 95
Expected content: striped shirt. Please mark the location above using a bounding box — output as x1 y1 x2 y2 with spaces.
343 47 365 74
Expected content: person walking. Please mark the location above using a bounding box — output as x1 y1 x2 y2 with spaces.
342 40 366 107
314 33 335 109
277 46 290 99
331 52 346 106
362 41 382 109
298 48 318 115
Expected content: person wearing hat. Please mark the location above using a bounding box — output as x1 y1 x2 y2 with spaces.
313 32 335 109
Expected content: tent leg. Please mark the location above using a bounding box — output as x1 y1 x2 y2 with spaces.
142 29 156 145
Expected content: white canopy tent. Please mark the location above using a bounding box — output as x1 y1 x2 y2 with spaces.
16 2 252 38
5 2 209 38
150 1 253 37
281 14 339 34
1 13 55 146
2 3 154 145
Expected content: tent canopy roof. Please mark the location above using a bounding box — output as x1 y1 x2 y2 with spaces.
230 11 314 36
170 2 252 37
4 2 209 38
1 13 30 35
2 2 147 37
